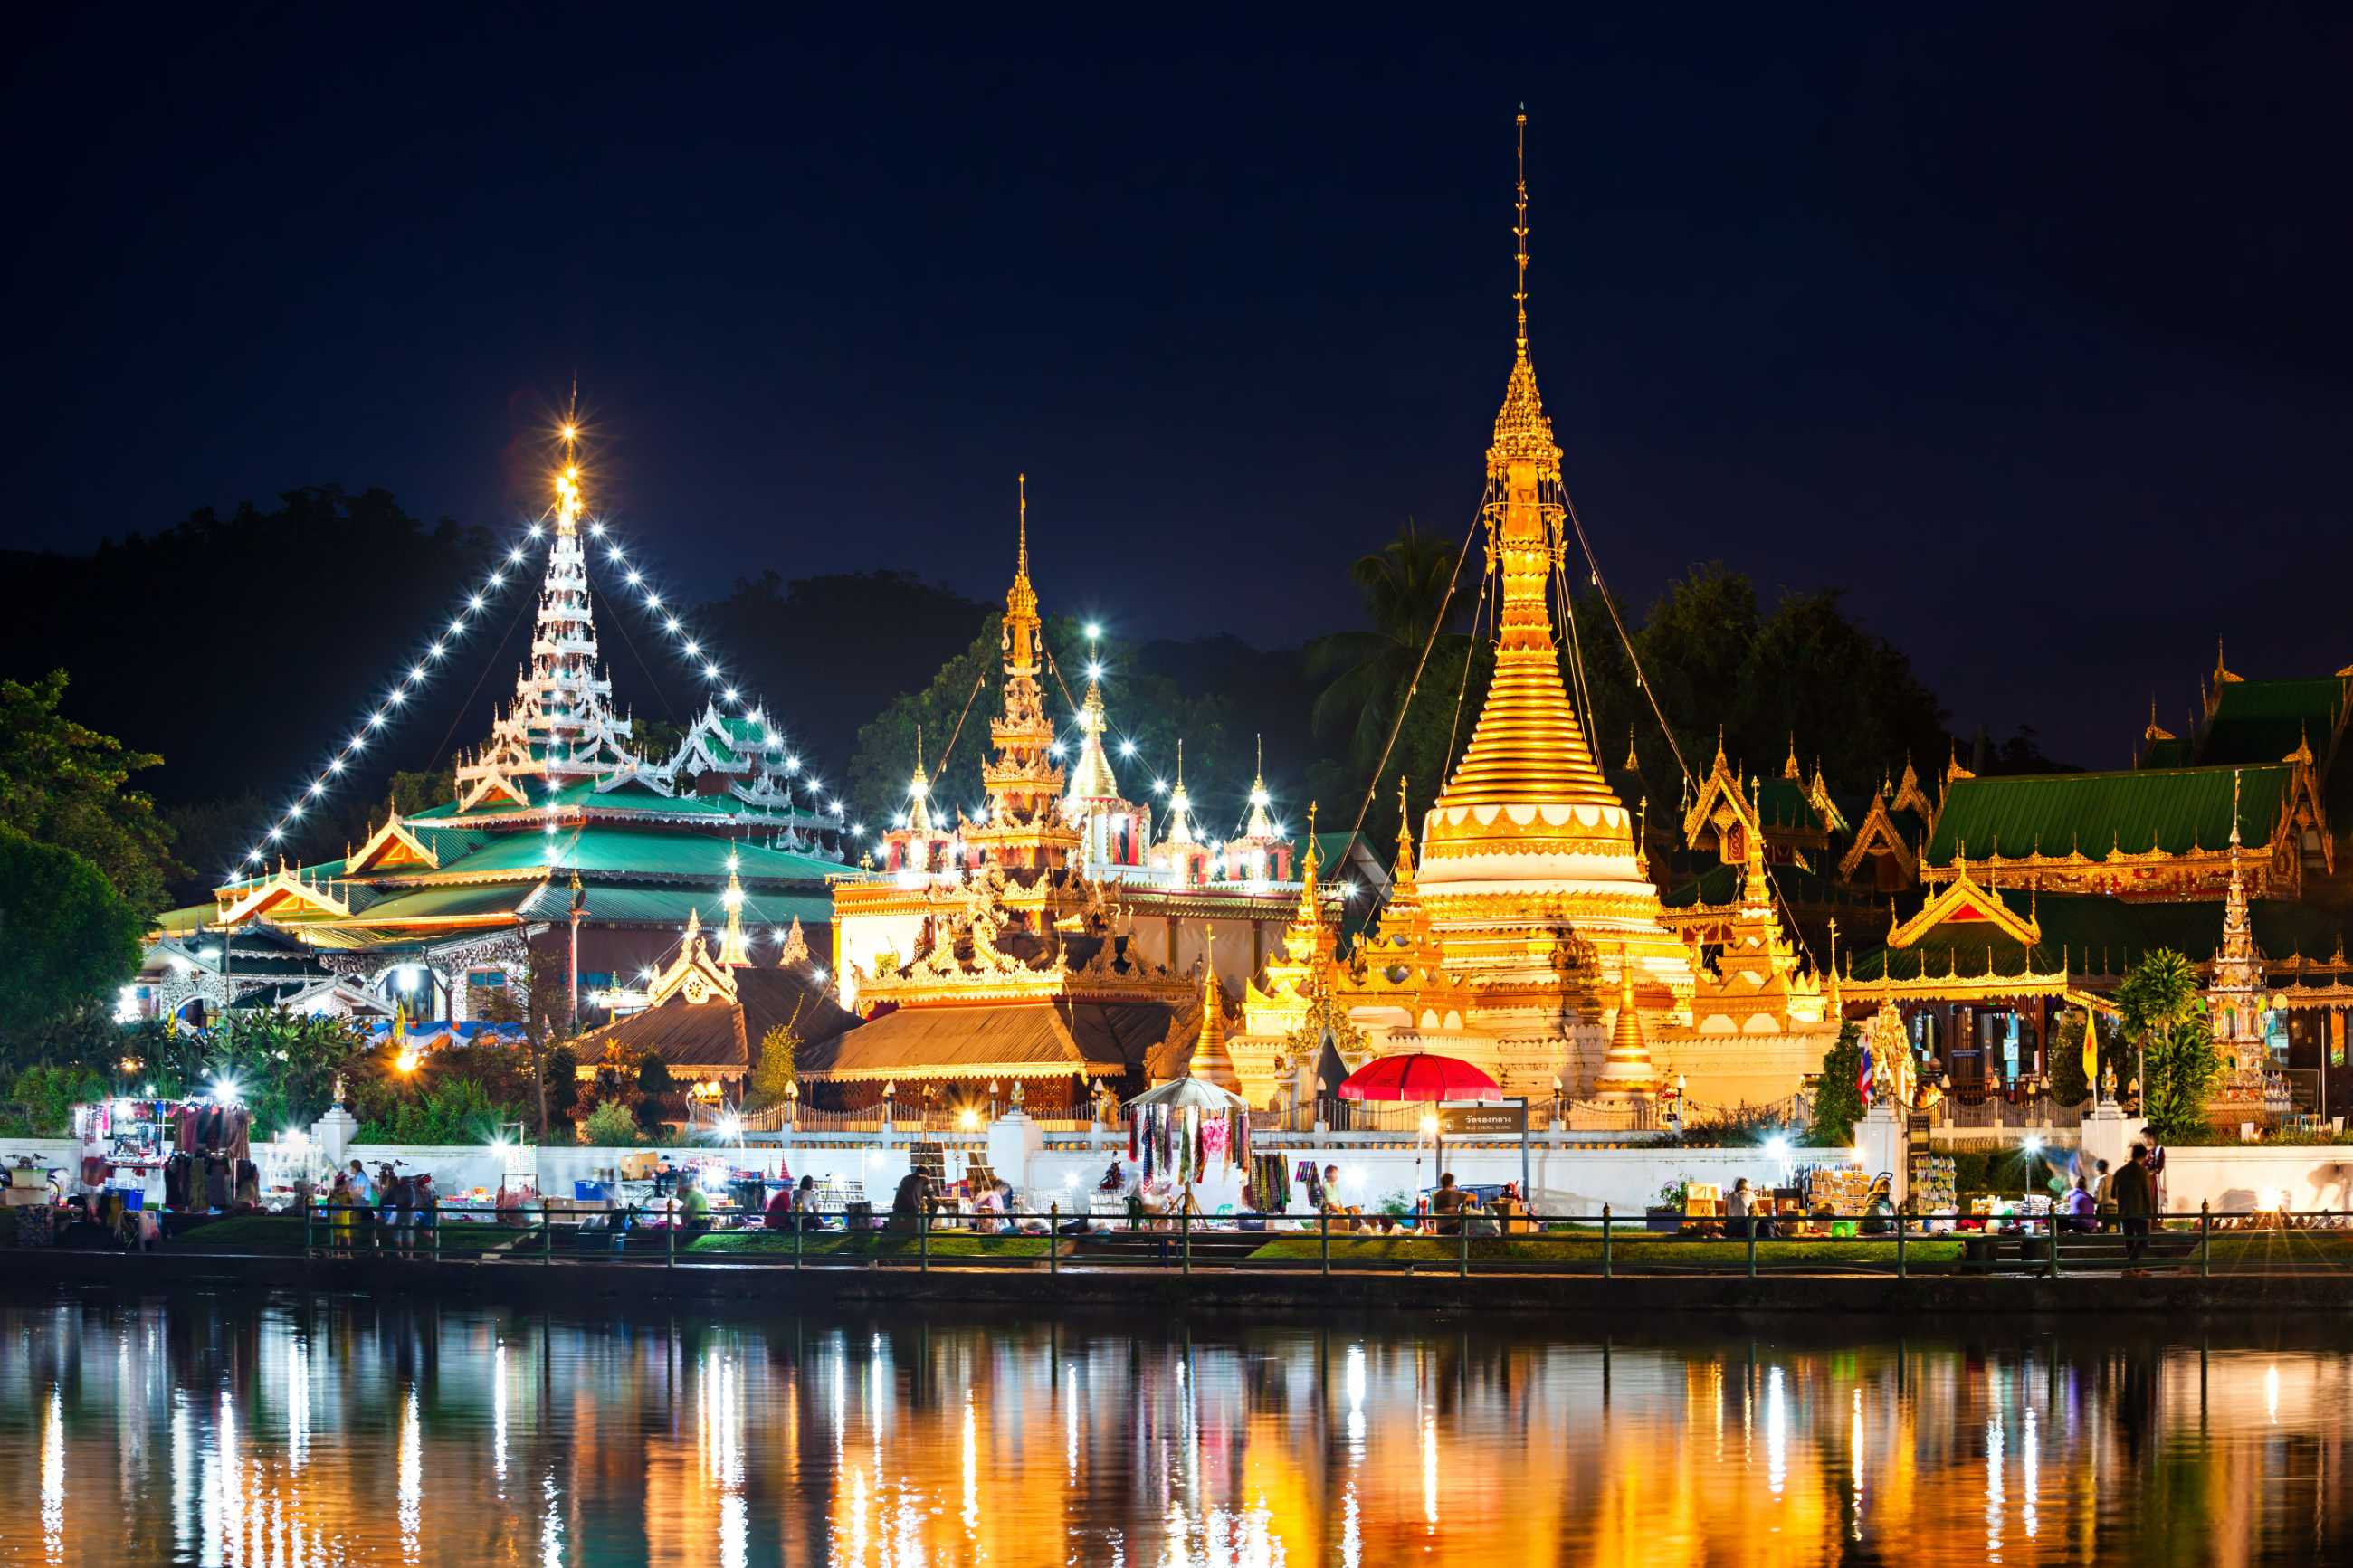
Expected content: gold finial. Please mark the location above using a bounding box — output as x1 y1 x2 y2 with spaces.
1783 733 1801 780
2230 766 2242 848
1623 727 1638 772
1016 471 1029 579
1513 104 1530 356
1175 736 1185 787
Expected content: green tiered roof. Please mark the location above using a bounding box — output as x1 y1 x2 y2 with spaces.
1927 765 2291 865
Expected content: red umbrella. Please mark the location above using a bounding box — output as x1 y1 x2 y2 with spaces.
1336 1052 1503 1103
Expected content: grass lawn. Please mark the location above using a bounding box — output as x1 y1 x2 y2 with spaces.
1244 1235 1968 1269
683 1230 1053 1260
169 1214 528 1258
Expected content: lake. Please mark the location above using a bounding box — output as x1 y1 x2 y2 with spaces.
1 1288 2345 1564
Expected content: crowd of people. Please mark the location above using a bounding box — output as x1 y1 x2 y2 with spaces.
319 1158 439 1258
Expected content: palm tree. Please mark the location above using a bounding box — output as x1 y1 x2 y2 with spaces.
1304 522 1471 774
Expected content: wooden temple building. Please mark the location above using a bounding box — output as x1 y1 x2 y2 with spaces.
1842 651 2351 1120
142 428 850 1031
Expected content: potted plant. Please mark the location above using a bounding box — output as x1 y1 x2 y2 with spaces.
1645 1177 1685 1234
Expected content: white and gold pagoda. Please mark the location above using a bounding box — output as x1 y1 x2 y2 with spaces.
817 480 1319 1109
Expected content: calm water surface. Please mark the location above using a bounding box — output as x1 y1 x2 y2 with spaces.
0 1288 2345 1564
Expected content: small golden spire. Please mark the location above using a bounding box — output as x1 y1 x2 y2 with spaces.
1783 733 1801 780
1513 104 1530 356
1623 727 1638 772
1016 471 1029 579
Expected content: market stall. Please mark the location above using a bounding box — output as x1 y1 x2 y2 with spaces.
1126 1076 1251 1221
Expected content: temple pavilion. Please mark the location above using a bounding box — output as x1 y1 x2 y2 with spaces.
144 425 850 1031
1843 651 2351 1119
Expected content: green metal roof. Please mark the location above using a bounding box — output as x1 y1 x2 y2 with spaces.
547 884 835 928
339 882 543 924
2139 736 2194 769
1928 765 2291 865
2199 677 2347 767
452 825 843 882
154 903 214 936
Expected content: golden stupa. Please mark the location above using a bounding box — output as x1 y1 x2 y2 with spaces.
1231 113 1827 1110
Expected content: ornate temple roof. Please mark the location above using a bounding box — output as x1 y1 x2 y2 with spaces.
1925 763 2306 869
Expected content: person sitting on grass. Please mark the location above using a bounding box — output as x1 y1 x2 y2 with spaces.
763 1182 795 1231
2062 1178 2097 1233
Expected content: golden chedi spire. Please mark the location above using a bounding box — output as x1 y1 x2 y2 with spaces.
1392 776 1418 891
1406 111 1696 1064
1425 109 1639 858
1164 738 1196 845
966 474 1080 872
1189 924 1240 1089
1243 734 1277 841
1063 665 1120 804
718 851 751 967
905 724 934 835
1591 945 1662 1098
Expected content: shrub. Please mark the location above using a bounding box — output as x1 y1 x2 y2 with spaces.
580 1098 639 1147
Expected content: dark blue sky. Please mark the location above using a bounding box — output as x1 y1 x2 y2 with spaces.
6 9 2348 765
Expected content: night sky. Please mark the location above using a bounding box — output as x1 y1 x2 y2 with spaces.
7 9 2348 766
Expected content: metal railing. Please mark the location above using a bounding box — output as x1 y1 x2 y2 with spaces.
257 1199 2353 1279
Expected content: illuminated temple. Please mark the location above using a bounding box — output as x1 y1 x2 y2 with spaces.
141 427 849 1039
1228 132 1835 1111
803 482 1325 1111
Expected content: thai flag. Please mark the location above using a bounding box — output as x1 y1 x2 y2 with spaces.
1855 1041 1872 1099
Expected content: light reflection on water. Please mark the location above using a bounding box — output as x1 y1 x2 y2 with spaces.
1 1292 2348 1565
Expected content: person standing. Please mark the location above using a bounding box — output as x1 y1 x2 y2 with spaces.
2113 1143 2157 1262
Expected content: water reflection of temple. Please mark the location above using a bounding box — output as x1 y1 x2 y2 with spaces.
13 1297 2353 1565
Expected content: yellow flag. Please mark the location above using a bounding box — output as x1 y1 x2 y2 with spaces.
2080 1009 2097 1086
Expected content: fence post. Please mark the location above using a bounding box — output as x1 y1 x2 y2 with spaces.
1895 1202 1907 1279
2200 1201 2211 1278
542 1210 553 1265
919 1203 929 1274
1746 1217 1758 1278
1181 1206 1192 1277
795 1207 804 1271
1320 1209 1330 1277
304 1197 313 1258
667 1206 676 1269
1459 1212 1471 1278
1601 1205 1612 1279
2045 1212 2059 1279
1050 1203 1059 1278
433 1212 442 1264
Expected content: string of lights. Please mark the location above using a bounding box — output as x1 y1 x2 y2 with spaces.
224 529 537 882
226 410 844 883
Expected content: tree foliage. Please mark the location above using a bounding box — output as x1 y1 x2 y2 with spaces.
1808 1021 1868 1146
0 824 148 1041
0 1063 112 1137
579 1098 640 1148
0 672 182 916
2117 948 2220 1139
748 1021 799 1110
